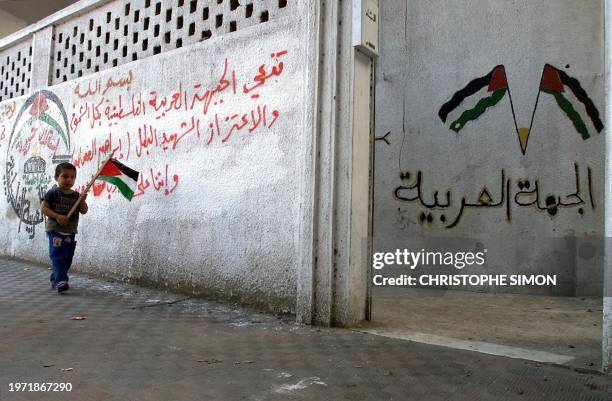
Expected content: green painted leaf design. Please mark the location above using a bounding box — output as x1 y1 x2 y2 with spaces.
544 90 590 140
38 112 69 149
450 89 507 133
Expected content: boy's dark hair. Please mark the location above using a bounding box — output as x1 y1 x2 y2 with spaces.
54 162 77 178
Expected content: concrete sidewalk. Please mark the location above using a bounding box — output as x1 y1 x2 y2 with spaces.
365 287 603 370
0 257 610 401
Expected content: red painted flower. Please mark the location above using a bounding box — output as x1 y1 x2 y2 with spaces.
29 92 48 117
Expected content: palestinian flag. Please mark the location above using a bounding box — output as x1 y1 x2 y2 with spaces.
439 65 508 132
539 64 603 139
96 158 139 201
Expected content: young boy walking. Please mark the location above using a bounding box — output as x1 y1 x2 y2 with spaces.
40 162 88 293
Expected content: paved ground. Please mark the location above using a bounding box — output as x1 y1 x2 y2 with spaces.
364 287 602 369
0 257 610 401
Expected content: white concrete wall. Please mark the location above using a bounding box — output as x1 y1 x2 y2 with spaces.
374 0 605 296
0 9 311 312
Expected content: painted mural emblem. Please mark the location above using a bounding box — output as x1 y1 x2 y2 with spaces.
438 64 603 155
3 90 72 238
392 65 601 229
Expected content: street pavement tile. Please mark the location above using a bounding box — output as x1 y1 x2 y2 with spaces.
0 257 610 401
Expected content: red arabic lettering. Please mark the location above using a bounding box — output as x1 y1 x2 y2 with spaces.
38 128 58 151
187 58 235 116
97 131 124 159
70 51 287 131
0 102 16 123
65 50 288 201
205 104 281 145
101 70 134 96
150 164 179 195
14 128 38 156
206 114 221 145
134 170 150 197
159 116 201 151
72 138 97 169
243 50 287 96
70 103 88 131
222 113 249 143
132 164 179 197
74 70 134 99
135 124 158 158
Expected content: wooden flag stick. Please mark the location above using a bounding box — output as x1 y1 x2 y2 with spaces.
66 149 116 219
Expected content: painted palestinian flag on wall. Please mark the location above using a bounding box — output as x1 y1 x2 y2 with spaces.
438 65 508 132
96 159 139 201
539 64 603 140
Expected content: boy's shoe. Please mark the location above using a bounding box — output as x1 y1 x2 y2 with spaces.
57 281 69 293
50 281 56 289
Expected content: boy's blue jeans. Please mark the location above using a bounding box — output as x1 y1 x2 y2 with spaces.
47 231 77 284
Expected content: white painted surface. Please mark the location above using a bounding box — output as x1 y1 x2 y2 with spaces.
374 0 605 296
360 329 576 365
0 15 310 312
